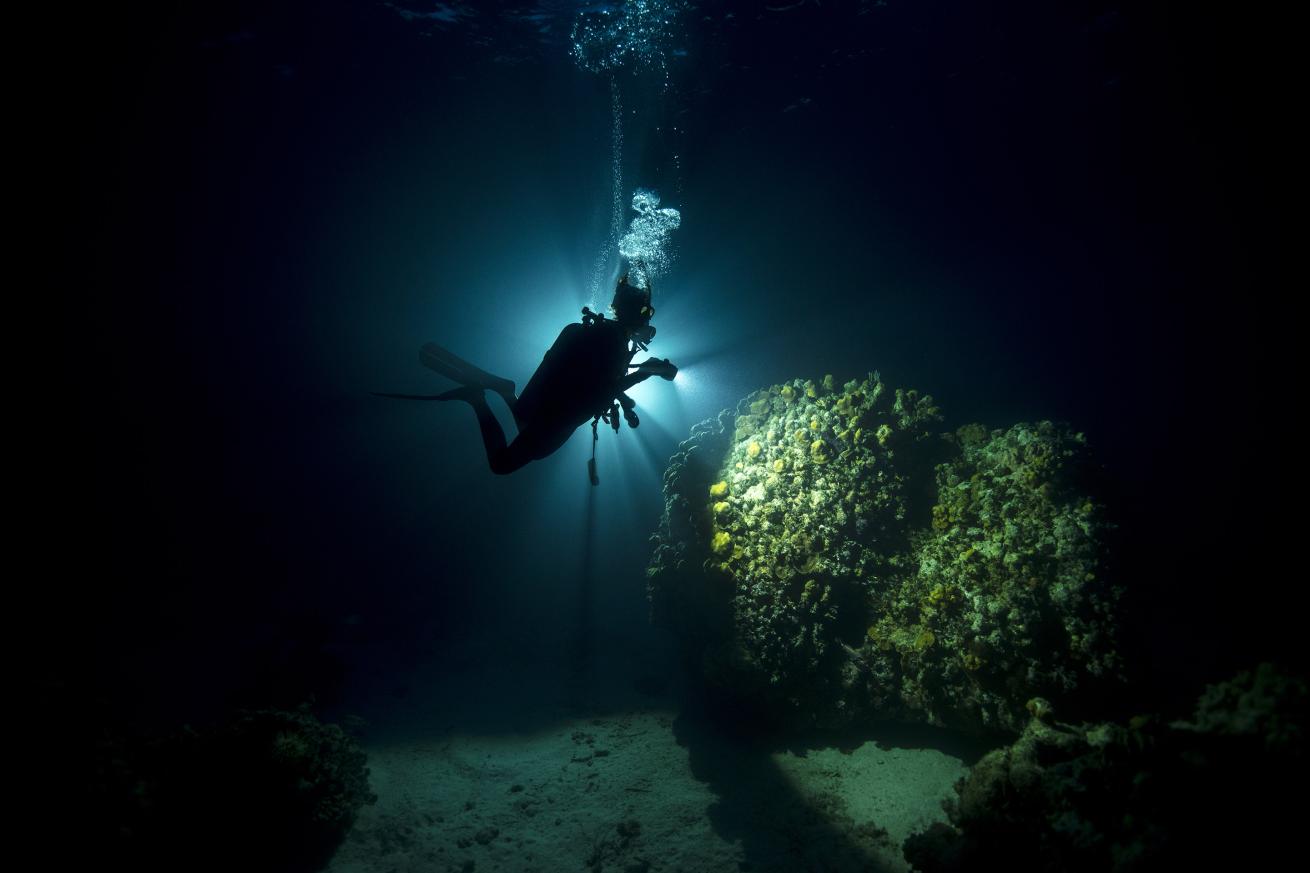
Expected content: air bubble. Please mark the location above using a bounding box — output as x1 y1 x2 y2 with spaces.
618 189 681 289
570 1 688 77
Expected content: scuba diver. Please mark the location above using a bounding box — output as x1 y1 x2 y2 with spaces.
378 271 677 480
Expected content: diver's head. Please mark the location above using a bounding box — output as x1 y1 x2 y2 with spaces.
611 274 656 343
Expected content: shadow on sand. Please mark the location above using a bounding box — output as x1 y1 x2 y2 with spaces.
671 689 997 873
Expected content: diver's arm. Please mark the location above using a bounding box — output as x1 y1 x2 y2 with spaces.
618 358 676 392
617 370 651 393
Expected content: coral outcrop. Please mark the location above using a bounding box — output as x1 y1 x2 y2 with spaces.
902 664 1309 871
648 373 1121 733
91 705 377 873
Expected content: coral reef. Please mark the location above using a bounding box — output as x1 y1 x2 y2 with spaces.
902 664 1309 871
648 373 1121 733
91 705 377 873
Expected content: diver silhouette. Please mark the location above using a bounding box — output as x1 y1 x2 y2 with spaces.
379 273 677 478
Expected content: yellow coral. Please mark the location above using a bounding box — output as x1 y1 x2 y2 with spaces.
780 384 795 402
810 439 829 464
773 458 786 473
713 501 730 517
913 629 936 651
709 481 729 498
712 531 732 554
747 441 762 459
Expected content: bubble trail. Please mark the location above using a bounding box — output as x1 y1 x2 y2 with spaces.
587 77 625 308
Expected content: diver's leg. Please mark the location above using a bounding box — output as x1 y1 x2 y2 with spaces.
443 388 569 475
484 383 521 428
505 423 574 468
498 391 524 431
454 388 535 475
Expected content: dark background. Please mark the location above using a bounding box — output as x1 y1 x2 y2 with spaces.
25 0 1294 743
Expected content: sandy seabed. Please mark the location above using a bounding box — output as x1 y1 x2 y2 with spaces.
328 704 965 873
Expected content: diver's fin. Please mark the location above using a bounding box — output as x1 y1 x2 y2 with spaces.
371 387 482 402
418 344 468 384
371 391 452 401
419 343 515 396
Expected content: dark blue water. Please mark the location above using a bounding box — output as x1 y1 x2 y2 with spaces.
29 1 1295 867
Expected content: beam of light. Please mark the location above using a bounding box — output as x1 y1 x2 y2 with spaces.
590 421 667 576
568 470 598 711
629 415 679 482
625 361 693 435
